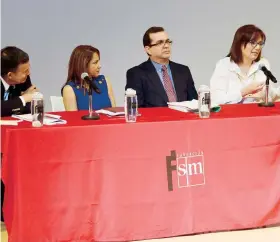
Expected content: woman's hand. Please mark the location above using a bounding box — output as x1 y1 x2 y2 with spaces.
241 82 265 97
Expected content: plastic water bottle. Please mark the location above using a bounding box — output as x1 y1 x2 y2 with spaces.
125 88 138 122
198 85 211 118
31 92 44 127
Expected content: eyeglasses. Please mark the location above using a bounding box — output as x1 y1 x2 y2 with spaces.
249 40 265 48
149 39 173 47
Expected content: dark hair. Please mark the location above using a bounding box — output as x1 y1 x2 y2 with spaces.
143 26 165 47
1 46 29 77
227 24 266 64
65 45 100 86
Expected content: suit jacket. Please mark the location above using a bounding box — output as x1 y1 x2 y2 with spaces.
1 76 32 117
125 59 198 107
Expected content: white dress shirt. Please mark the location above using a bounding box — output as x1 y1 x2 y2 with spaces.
1 76 26 106
210 57 280 105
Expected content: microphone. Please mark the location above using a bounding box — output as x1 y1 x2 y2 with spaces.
259 65 277 83
258 64 276 107
81 72 101 94
80 72 101 120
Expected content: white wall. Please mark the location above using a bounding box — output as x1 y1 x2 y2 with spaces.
1 0 279 111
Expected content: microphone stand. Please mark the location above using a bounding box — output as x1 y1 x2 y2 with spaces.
258 76 275 107
81 80 100 120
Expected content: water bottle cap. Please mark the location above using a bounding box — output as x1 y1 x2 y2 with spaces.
125 88 136 96
32 92 43 99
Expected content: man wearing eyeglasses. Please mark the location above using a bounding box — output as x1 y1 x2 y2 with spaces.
125 26 198 107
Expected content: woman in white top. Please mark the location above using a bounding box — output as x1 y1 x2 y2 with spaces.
210 24 280 104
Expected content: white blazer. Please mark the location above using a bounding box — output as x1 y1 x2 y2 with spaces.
210 57 279 104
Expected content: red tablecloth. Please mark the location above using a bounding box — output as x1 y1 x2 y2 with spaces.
1 104 280 242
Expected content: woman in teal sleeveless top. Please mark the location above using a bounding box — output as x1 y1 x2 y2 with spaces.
62 45 115 110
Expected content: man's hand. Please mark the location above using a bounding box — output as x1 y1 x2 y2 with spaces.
21 85 37 103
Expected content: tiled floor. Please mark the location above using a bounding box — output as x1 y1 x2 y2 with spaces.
1 223 8 242
1 222 279 242
147 226 280 242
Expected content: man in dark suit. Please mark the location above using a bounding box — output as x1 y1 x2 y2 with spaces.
1 46 37 117
126 26 198 107
1 46 37 221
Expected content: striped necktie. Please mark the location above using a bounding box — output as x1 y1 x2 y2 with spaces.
162 65 177 102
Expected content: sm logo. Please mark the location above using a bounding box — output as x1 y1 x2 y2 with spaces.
166 150 205 191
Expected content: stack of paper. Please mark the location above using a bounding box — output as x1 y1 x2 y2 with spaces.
96 107 125 117
12 113 67 125
0 120 22 126
168 99 219 113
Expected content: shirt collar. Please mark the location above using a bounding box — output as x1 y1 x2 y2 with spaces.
151 60 169 72
229 59 263 77
1 76 10 91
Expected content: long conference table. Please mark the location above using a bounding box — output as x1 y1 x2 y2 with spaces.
1 103 280 242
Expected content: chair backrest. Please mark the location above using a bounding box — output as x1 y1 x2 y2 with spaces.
50 96 65 112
